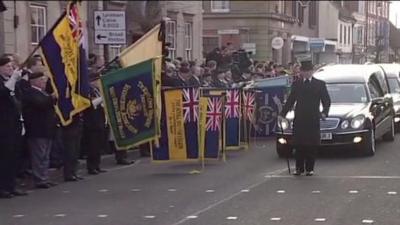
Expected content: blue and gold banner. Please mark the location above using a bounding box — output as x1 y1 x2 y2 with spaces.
152 87 199 161
203 95 224 159
224 89 241 149
100 59 157 150
40 2 91 126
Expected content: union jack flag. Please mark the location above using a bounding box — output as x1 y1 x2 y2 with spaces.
182 88 199 123
67 3 83 42
243 91 255 121
206 97 223 131
225 89 240 118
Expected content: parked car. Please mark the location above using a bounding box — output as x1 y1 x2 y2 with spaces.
276 64 395 157
378 64 400 130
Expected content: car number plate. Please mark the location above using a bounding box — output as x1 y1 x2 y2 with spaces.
321 133 332 140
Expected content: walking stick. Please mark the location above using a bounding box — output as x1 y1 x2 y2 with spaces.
278 118 291 175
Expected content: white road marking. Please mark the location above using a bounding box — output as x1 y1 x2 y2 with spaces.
315 218 327 222
270 217 281 221
312 190 321 194
54 214 66 217
144 215 156 219
186 215 198 219
13 215 25 218
226 216 238 220
205 189 215 193
349 190 359 194
171 167 290 225
98 189 109 193
97 214 108 218
241 189 250 193
62 190 70 193
277 190 286 194
362 219 374 224
168 189 177 192
268 175 400 179
131 189 141 192
169 205 175 208
387 191 397 195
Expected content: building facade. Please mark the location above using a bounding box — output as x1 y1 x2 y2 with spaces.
0 1 203 65
202 0 319 65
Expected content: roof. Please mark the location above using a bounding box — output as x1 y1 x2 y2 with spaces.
378 64 400 78
313 64 384 83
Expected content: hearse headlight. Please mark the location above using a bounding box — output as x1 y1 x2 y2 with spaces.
351 115 365 129
341 120 349 129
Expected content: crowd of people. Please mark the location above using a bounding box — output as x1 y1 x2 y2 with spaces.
161 44 314 89
0 53 134 199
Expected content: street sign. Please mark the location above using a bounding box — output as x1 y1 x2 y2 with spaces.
94 30 126 44
94 11 126 45
309 38 325 49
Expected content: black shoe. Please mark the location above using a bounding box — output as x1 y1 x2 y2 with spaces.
64 176 78 182
306 171 314 176
0 191 14 199
95 168 107 173
46 181 58 187
117 159 134 165
292 170 304 176
88 169 99 175
10 189 28 196
35 183 51 189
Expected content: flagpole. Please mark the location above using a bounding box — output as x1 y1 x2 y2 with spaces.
20 0 80 68
221 93 227 162
96 56 120 74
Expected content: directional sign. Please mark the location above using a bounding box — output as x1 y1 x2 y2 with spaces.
95 30 126 44
94 11 126 45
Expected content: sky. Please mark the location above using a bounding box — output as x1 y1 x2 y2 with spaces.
390 1 400 28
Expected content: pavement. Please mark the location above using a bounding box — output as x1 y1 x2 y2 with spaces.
1 135 400 225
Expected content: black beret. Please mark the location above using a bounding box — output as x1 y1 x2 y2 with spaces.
29 72 45 80
0 56 11 66
300 60 313 71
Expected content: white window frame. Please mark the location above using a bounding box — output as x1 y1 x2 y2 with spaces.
166 20 177 60
211 0 230 13
30 4 47 46
184 22 193 61
358 1 365 14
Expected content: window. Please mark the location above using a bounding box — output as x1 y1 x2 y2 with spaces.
348 26 351 45
211 0 230 13
357 26 363 44
109 45 121 61
184 22 193 61
375 70 389 94
166 20 176 60
292 1 303 24
344 24 347 44
308 1 317 27
339 24 343 44
30 5 47 46
358 1 365 14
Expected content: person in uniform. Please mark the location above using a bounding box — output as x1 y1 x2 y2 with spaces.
279 60 331 176
0 56 28 198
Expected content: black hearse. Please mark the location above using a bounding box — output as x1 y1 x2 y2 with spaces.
378 64 400 130
276 64 395 157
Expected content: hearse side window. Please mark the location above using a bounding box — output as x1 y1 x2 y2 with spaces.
368 75 384 99
375 70 389 94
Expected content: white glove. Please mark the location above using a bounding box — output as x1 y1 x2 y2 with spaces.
91 96 103 109
4 70 22 91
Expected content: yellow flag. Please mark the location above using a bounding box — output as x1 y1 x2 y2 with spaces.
165 90 187 160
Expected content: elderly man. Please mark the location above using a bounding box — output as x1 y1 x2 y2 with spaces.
22 72 57 188
0 56 28 198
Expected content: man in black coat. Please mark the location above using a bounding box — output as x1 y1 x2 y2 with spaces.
279 60 331 176
22 72 57 188
0 56 28 198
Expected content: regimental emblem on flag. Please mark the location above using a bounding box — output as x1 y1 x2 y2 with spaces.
225 89 240 118
182 88 199 123
67 3 82 42
206 97 223 131
243 91 256 121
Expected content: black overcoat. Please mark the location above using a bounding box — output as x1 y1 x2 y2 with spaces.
280 77 331 146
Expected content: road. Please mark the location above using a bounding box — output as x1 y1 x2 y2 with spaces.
1 135 400 225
